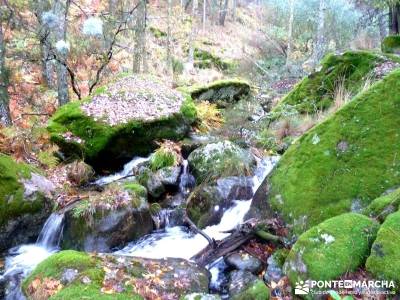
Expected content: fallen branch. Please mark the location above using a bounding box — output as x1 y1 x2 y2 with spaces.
184 214 216 248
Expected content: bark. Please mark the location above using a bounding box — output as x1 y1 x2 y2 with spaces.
188 0 198 67
311 0 326 68
286 0 295 68
219 0 229 26
378 13 388 40
202 0 207 31
0 20 11 126
133 0 146 73
232 0 237 22
166 0 173 73
53 0 70 106
389 4 400 34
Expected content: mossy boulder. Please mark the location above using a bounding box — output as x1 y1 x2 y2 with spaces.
48 75 197 171
382 35 400 54
23 250 210 300
362 188 400 222
0 154 55 252
62 183 152 252
284 213 379 291
189 79 251 108
251 69 400 233
271 51 400 117
188 141 256 183
366 211 400 289
193 48 236 71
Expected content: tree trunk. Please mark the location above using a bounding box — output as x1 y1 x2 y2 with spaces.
166 0 173 74
378 13 388 40
311 0 326 68
53 0 70 106
202 0 207 31
232 0 237 22
286 0 295 69
389 4 400 35
219 0 229 26
0 20 11 126
188 0 198 67
133 0 146 73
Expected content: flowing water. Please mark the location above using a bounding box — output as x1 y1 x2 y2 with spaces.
116 156 279 260
1 213 65 300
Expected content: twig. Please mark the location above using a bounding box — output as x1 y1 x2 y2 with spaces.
184 214 216 248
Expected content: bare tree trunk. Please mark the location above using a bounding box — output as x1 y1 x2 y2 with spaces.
202 0 207 31
188 0 198 67
133 0 146 73
53 0 70 106
232 0 237 22
286 0 295 69
166 0 173 74
219 0 229 26
0 20 11 126
36 0 56 88
311 0 326 68
378 13 388 40
389 4 400 35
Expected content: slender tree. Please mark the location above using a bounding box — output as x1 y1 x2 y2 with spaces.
219 0 229 26
188 0 198 68
133 0 147 73
311 0 326 67
0 16 11 126
286 0 295 68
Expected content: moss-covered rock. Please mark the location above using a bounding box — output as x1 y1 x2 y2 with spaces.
366 211 400 289
284 213 378 290
251 69 400 233
187 141 256 183
228 270 270 300
189 79 251 108
0 154 55 252
382 35 400 54
62 183 152 252
362 188 400 222
271 51 400 117
48 75 197 171
23 250 210 300
193 48 236 71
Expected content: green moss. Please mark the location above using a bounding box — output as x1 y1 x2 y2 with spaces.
272 51 400 117
362 188 400 222
0 154 45 228
366 211 400 289
193 48 236 71
284 214 379 288
267 69 400 233
232 280 270 300
124 182 147 198
382 35 400 54
23 251 143 300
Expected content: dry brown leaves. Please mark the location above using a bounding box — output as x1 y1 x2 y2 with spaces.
26 277 63 300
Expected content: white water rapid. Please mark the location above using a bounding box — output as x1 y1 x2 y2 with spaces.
1 213 65 300
116 156 279 260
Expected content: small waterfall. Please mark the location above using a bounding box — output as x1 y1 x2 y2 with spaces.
95 156 150 186
1 213 65 300
179 160 195 195
36 213 64 249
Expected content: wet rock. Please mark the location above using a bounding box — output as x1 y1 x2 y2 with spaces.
61 269 78 284
264 253 285 283
224 251 263 274
284 213 379 288
182 293 221 300
23 250 210 299
228 270 270 300
146 173 166 198
188 141 256 183
66 160 95 186
216 176 253 201
157 166 181 187
0 154 55 252
62 190 153 252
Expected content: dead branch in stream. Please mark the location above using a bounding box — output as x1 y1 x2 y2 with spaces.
191 218 284 267
184 214 216 247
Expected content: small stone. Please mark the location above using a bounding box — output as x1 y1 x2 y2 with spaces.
61 269 78 284
224 252 263 274
81 276 91 284
337 140 349 153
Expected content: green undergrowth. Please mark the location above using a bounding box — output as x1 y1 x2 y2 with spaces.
232 280 270 300
149 147 178 171
193 48 236 71
268 69 400 234
271 51 400 118
382 35 400 54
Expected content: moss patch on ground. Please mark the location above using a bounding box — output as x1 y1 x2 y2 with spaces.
0 154 44 228
382 35 400 54
193 48 236 71
232 280 270 300
366 211 400 290
284 213 379 289
271 51 400 117
266 69 400 233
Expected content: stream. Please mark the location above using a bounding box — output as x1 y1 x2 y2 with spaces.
1 155 278 299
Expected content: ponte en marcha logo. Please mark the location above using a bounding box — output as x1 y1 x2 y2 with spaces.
295 280 396 295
